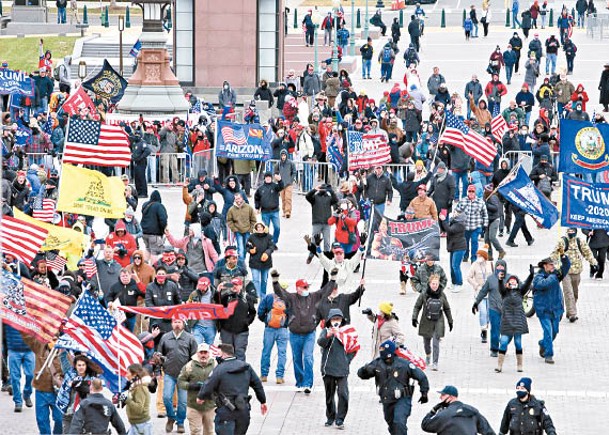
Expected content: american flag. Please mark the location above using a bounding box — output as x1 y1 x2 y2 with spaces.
396 345 427 370
63 118 132 167
490 114 508 143
84 258 98 279
0 215 48 265
57 292 144 381
33 198 57 223
346 131 391 170
46 252 67 273
440 111 497 166
334 325 361 355
221 125 248 145
0 269 72 343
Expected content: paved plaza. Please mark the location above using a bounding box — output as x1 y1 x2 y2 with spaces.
2 4 609 434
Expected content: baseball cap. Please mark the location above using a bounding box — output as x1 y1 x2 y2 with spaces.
438 385 459 397
417 184 427 191
467 184 476 192
197 277 211 288
230 277 243 286
224 249 238 258
121 174 129 181
197 343 210 353
295 278 309 288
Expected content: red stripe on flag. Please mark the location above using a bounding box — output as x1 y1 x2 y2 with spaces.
63 120 132 167
440 127 497 166
490 115 508 143
0 216 48 265
33 199 56 222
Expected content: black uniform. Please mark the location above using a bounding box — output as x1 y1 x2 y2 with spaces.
499 396 556 435
198 356 266 435
68 392 127 435
357 356 429 435
422 400 495 434
131 137 152 198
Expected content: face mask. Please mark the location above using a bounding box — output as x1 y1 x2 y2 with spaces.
223 85 229 90
125 216 133 222
509 283 518 289
301 291 310 297
568 232 576 238
516 390 528 399
340 203 348 210
331 321 341 328
476 257 485 263
383 356 393 365
495 269 505 277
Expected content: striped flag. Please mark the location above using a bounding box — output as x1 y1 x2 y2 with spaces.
33 198 57 223
346 131 391 170
396 345 427 370
0 269 72 343
335 325 361 355
57 292 144 382
46 252 67 273
490 114 508 143
0 215 48 265
84 258 98 279
63 118 132 167
440 111 497 166
220 125 248 145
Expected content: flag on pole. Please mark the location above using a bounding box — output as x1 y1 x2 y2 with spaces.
440 111 497 166
490 114 508 143
327 143 344 173
118 300 239 320
346 131 391 170
84 258 98 279
57 292 144 384
396 345 427 370
63 118 132 167
0 215 48 265
334 325 361 355
33 198 57 223
0 269 72 343
46 252 67 273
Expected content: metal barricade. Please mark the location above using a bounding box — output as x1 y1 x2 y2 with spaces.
148 152 189 186
502 151 533 173
586 14 609 39
255 159 340 193
190 150 216 180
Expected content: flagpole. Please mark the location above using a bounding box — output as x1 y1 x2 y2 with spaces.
36 346 59 381
358 202 376 307
117 324 122 393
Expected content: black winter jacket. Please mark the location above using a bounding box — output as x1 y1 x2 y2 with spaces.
218 290 256 334
499 396 556 435
305 185 338 224
421 400 495 435
486 194 502 223
254 180 284 212
141 190 168 235
247 230 275 270
428 173 455 210
446 214 467 252
317 310 354 378
105 279 145 317
365 173 393 205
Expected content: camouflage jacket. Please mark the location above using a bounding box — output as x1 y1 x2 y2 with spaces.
551 236 597 275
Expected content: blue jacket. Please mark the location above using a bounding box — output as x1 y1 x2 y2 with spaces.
532 257 570 316
464 18 473 31
257 293 289 328
5 324 32 352
503 50 517 66
557 16 570 29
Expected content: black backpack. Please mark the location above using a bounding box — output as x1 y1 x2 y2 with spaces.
425 296 442 322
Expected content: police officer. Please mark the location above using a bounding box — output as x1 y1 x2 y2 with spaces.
68 378 127 435
422 385 495 434
197 344 267 435
357 340 429 435
499 377 556 435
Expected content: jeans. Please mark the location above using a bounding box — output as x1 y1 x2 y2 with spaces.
128 421 153 435
163 374 187 425
362 59 371 78
478 298 489 328
192 324 217 345
512 9 521 28
485 220 503 258
8 350 35 406
537 314 560 357
234 232 250 262
566 55 574 73
546 53 557 74
146 155 158 184
380 63 391 80
541 14 547 27
505 64 514 83
124 315 137 333
374 202 386 218
261 327 288 378
312 223 332 252
261 210 281 245
473 22 479 37
382 396 412 435
577 12 585 27
219 330 249 361
323 375 349 422
251 268 269 298
449 250 466 285
37 96 49 114
499 334 523 352
452 170 469 199
290 331 315 388
35 390 63 434
464 227 482 262
57 6 67 23
489 308 501 352
487 100 500 117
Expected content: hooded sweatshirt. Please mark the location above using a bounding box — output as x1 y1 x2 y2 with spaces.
105 220 137 267
141 190 168 236
317 308 353 377
475 259 507 312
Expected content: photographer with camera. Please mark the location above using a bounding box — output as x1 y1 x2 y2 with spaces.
105 220 138 268
197 343 267 435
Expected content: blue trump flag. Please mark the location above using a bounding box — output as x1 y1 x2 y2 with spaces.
216 120 271 161
0 68 35 96
561 174 609 229
558 119 609 173
497 166 559 229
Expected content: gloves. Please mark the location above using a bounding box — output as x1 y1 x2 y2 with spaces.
361 308 373 316
261 253 269 262
330 268 339 278
449 322 453 332
418 393 429 404
529 264 535 275
188 382 203 391
359 232 368 246
313 233 323 247
412 319 418 328
432 401 448 413
471 302 478 315
270 269 279 278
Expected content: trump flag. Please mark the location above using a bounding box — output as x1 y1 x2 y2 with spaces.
216 121 271 161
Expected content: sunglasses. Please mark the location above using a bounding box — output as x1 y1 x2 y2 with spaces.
133 256 142 260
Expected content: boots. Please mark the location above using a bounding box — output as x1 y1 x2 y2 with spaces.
516 354 523 372
495 353 506 373
481 329 488 343
399 281 407 295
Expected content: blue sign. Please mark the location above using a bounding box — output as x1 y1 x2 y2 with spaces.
498 166 559 229
0 69 35 96
14 125 32 147
558 119 609 174
216 121 271 161
561 174 609 229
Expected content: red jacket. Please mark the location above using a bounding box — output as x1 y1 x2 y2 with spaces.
328 210 359 245
105 220 138 267
484 81 508 99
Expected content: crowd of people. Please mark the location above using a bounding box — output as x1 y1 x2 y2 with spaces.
2 2 609 435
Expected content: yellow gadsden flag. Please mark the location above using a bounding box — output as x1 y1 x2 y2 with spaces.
12 208 86 257
56 164 127 218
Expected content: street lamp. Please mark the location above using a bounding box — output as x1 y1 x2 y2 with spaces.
364 0 370 41
118 15 125 76
331 1 340 72
312 13 320 72
78 60 88 82
133 0 170 33
350 0 355 56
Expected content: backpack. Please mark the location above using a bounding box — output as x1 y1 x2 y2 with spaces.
562 236 582 255
382 47 392 63
53 65 61 81
266 295 287 328
537 176 552 195
425 296 442 322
